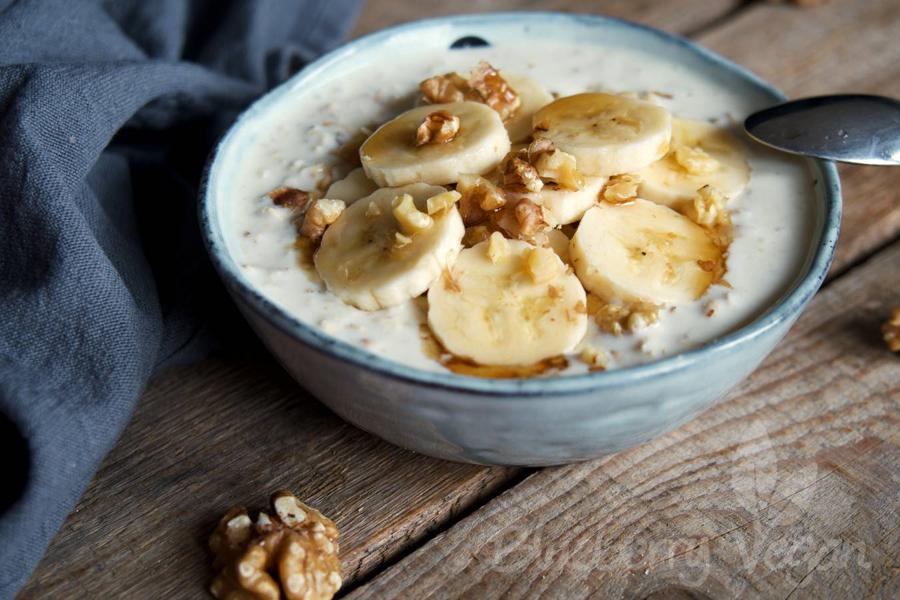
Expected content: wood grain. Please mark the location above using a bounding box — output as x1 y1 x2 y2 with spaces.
17 359 520 599
22 3 743 598
351 0 747 39
347 242 900 600
20 0 900 598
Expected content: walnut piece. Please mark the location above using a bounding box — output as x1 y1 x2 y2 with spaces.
209 490 341 600
579 344 609 371
525 137 556 163
483 198 550 243
503 157 544 193
418 61 521 123
415 110 460 146
300 198 346 242
587 295 661 336
269 187 313 212
686 185 732 248
501 140 584 192
457 174 506 225
533 147 584 191
525 247 561 284
426 190 461 215
883 307 900 352
419 71 469 104
468 61 521 122
602 174 642 204
392 193 433 234
268 187 343 243
462 225 492 247
511 198 548 239
486 231 509 263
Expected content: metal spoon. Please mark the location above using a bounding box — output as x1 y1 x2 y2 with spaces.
744 94 900 165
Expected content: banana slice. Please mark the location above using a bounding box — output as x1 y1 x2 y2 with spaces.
503 73 555 144
570 200 723 305
638 118 750 209
324 167 378 203
315 183 464 310
532 93 672 177
427 234 587 366
360 102 510 187
507 174 606 225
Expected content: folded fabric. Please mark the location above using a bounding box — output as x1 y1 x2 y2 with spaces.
0 0 362 596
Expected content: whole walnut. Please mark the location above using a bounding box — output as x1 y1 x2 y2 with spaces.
209 491 341 600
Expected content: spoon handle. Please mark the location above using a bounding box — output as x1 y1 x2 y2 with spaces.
744 94 900 166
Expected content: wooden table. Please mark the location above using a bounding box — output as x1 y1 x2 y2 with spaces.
20 1 900 598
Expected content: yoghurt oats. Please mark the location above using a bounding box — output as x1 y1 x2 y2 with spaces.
225 41 814 376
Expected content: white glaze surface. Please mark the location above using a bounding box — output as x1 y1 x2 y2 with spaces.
223 41 815 374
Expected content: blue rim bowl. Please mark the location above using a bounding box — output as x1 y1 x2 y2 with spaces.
199 12 841 464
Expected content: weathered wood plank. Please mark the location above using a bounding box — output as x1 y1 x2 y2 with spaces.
17 359 521 599
346 242 900 600
697 0 900 274
21 0 900 597
351 0 746 40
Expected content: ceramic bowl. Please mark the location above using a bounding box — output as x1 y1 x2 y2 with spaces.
200 13 841 466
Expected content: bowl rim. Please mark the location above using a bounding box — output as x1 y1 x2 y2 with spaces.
199 11 842 398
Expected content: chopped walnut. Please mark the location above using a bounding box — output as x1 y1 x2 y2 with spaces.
426 190 461 215
525 137 556 163
512 198 548 239
209 490 341 600
602 174 642 204
419 62 520 122
392 193 433 235
268 187 313 212
579 344 609 371
686 185 732 248
486 231 509 263
300 198 345 242
883 307 900 352
626 308 659 332
209 506 253 570
468 61 521 122
457 174 506 224
525 247 561 284
415 110 460 146
533 148 584 191
674 145 719 175
503 157 544 193
500 140 584 192
587 295 661 335
419 72 469 104
462 225 492 247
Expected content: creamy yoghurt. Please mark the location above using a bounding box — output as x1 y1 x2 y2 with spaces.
222 41 815 375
